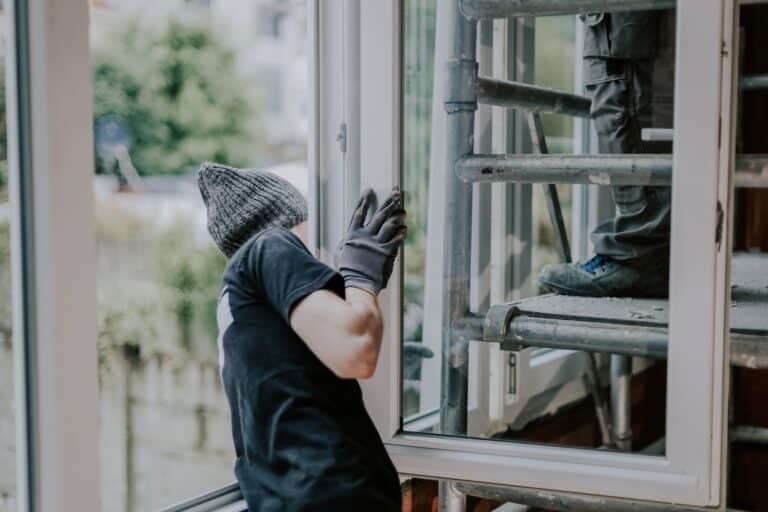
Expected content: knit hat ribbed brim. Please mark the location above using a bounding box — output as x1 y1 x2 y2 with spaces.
197 162 308 257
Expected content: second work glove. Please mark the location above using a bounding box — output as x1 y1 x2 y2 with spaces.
335 188 407 295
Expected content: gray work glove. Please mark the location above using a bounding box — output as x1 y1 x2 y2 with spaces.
334 188 407 295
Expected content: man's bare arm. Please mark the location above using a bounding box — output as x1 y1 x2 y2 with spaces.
290 287 383 379
289 188 405 380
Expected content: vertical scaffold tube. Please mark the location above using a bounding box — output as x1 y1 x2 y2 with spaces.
440 0 477 436
611 355 633 450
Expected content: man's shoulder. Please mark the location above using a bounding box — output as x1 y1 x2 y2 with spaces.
244 226 302 252
230 227 305 266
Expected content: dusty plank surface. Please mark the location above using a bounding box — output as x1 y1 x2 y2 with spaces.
509 252 768 336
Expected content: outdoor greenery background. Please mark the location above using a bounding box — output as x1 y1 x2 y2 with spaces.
0 20 255 364
91 20 257 361
92 21 260 176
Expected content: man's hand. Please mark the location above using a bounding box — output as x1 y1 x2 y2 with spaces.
335 188 407 295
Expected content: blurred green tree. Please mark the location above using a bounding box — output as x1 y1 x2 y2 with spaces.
155 220 227 351
92 19 261 176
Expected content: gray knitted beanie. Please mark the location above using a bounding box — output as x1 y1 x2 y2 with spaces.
197 162 308 257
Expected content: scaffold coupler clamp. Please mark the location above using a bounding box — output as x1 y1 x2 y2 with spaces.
484 303 526 352
444 58 478 114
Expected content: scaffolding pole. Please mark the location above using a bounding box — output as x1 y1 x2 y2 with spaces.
734 154 768 188
457 154 671 186
440 481 467 512
439 0 477 437
455 313 768 369
476 76 592 117
457 154 768 187
731 425 768 445
741 74 768 91
452 482 746 512
610 355 633 451
459 0 676 19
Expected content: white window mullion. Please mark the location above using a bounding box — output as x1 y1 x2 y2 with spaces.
665 0 729 492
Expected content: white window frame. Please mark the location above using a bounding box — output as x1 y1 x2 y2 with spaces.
311 0 364 262
7 0 100 511
344 0 735 506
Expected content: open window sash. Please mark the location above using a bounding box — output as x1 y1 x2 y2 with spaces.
329 0 738 506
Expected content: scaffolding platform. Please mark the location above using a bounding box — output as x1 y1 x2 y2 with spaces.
472 253 768 368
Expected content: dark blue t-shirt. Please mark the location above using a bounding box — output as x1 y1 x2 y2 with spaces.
216 227 401 511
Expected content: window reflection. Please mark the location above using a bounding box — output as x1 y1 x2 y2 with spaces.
401 3 675 454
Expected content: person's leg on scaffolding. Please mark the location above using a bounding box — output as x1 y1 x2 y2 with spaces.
540 10 675 298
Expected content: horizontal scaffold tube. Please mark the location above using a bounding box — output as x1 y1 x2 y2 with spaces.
507 316 667 358
475 75 768 116
476 77 592 117
457 154 768 188
735 155 768 188
460 0 676 19
452 314 666 359
453 481 717 512
731 426 768 445
741 74 768 91
457 154 671 186
453 315 768 368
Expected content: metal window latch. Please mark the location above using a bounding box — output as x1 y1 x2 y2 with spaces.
336 123 347 153
716 200 724 250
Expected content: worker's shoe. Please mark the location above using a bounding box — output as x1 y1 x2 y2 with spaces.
538 254 669 298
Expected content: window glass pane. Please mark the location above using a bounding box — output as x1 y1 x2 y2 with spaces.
91 1 308 509
532 16 574 286
402 0 437 419
401 3 676 455
0 5 14 507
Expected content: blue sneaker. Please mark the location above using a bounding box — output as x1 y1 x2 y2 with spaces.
539 254 669 298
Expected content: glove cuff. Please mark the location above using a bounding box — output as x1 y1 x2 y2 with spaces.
342 274 380 296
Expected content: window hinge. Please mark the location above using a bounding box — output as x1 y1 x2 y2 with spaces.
336 123 347 154
715 200 724 250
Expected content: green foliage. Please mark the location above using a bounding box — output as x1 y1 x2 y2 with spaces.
92 19 261 176
95 201 227 365
156 221 227 350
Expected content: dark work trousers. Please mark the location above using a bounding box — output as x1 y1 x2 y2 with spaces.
582 10 676 261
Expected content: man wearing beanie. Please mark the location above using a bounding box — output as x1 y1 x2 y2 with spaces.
198 162 406 511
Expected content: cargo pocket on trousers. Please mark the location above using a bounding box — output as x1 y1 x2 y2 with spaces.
583 58 626 87
581 12 660 60
581 13 609 58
